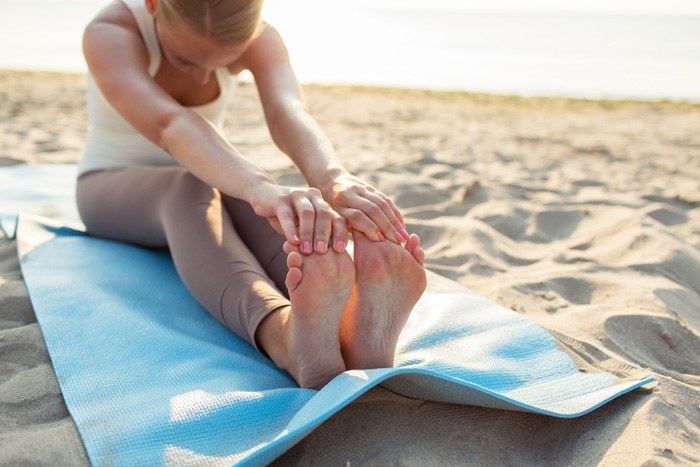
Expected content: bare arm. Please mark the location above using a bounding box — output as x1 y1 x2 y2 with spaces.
83 4 345 251
83 6 271 202
242 25 408 244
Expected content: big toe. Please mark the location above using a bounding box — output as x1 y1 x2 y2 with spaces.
405 234 425 265
413 247 426 265
405 234 420 253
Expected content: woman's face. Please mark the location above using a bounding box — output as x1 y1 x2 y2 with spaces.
155 18 251 85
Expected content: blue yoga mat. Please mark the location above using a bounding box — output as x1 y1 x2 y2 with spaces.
5 165 653 465
0 164 80 239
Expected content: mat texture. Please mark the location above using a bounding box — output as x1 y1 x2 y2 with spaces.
0 164 80 238
4 164 653 465
16 213 652 465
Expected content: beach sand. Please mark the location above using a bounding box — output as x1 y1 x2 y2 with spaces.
1 70 698 465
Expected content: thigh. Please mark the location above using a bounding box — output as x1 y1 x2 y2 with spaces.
78 167 289 347
220 194 288 295
76 167 189 247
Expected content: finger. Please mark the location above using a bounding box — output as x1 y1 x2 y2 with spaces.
359 191 406 243
292 194 315 254
337 207 383 242
266 217 285 237
276 206 300 245
383 195 409 237
364 186 407 231
345 195 397 243
311 199 334 253
331 215 349 252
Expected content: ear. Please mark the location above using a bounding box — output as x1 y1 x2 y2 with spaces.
144 0 157 16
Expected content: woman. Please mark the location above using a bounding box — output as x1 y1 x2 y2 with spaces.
78 0 427 389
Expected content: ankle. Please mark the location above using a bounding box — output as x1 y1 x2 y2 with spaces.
255 307 291 370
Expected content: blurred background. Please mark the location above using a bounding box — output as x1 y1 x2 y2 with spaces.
1 0 699 101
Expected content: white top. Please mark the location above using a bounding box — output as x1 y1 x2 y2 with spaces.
78 0 237 176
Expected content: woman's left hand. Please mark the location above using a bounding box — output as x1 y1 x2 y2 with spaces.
323 173 408 244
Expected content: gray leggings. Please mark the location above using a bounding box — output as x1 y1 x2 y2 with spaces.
76 167 289 350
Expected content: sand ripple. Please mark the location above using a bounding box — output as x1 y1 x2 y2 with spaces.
1 71 699 465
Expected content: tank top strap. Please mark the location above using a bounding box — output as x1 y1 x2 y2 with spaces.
120 0 162 76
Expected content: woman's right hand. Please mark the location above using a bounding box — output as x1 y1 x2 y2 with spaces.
247 183 348 254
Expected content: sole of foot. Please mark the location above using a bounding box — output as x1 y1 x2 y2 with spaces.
339 231 427 370
258 243 355 389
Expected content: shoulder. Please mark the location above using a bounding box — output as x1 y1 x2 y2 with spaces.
83 1 140 51
249 22 287 55
83 1 149 73
231 22 289 74
85 1 139 36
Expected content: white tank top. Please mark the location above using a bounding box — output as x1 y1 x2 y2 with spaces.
78 0 237 176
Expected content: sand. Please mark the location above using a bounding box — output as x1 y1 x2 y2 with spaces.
1 70 699 465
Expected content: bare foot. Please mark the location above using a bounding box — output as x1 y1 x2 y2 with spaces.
339 231 427 369
256 243 354 389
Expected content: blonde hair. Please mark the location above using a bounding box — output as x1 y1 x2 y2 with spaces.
156 0 263 46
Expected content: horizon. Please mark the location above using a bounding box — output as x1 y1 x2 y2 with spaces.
1 0 699 101
7 0 700 15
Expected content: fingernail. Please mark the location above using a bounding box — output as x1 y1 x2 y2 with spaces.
303 241 311 254
316 240 327 253
394 231 404 243
292 234 300 243
401 229 410 240
377 232 385 242
335 241 344 252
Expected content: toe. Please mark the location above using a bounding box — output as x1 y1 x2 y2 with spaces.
405 234 420 253
287 250 303 269
413 246 426 265
284 241 301 254
285 266 303 293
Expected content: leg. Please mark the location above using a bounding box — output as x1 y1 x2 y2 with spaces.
77 168 352 388
76 169 170 247
77 168 289 346
339 232 427 369
220 195 288 297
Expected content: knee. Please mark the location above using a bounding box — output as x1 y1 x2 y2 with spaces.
162 170 222 217
75 172 110 231
75 176 93 224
